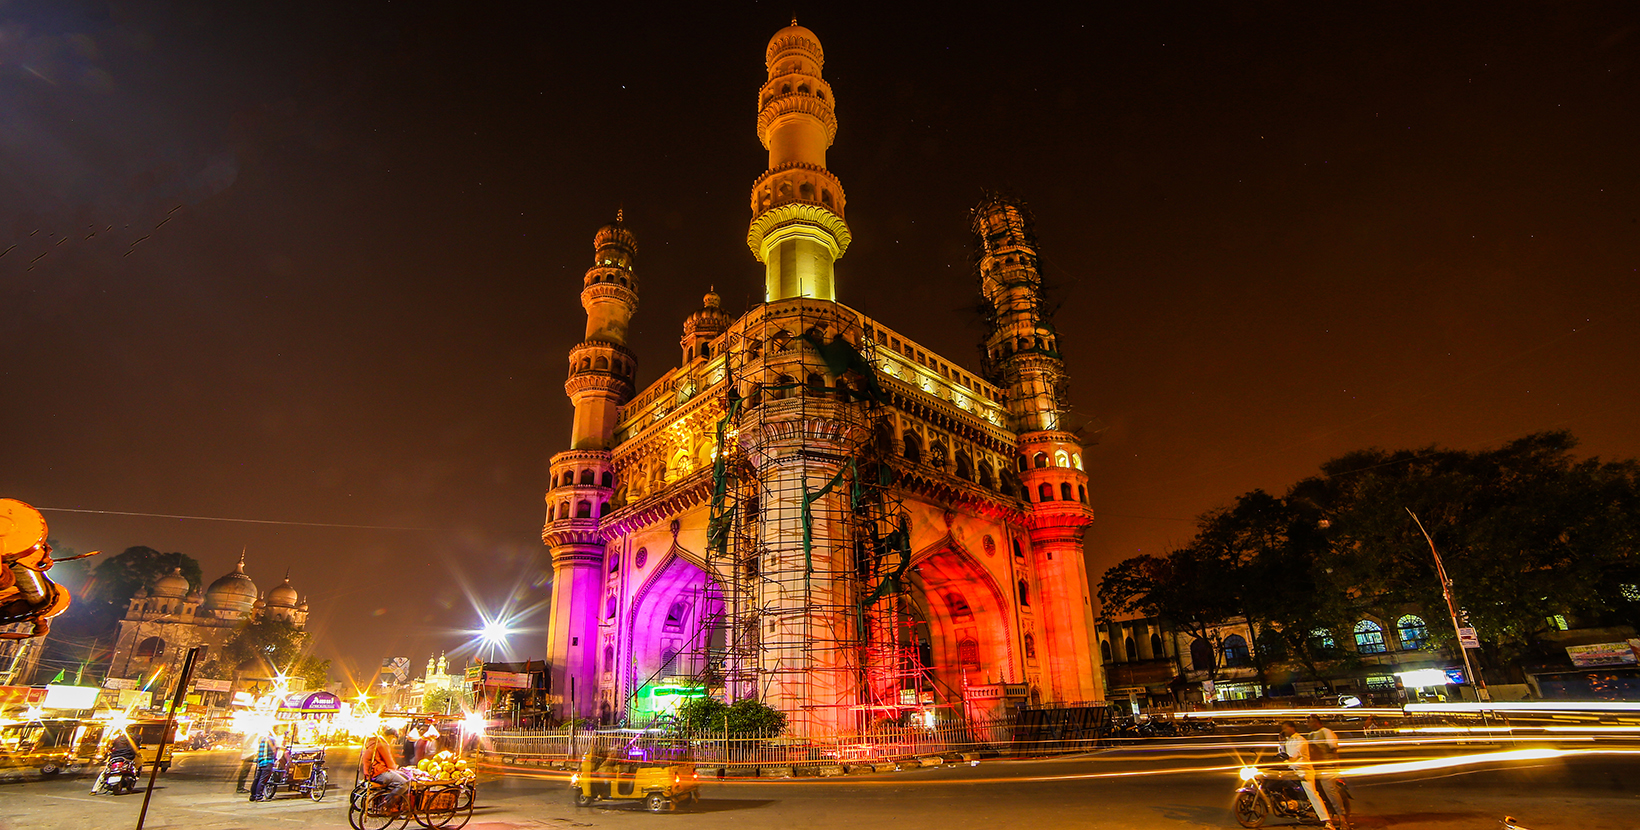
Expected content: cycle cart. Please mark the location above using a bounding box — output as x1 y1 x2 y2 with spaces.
267 746 328 801
348 776 474 830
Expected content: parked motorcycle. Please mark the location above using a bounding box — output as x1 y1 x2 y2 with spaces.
1230 761 1350 828
92 758 140 795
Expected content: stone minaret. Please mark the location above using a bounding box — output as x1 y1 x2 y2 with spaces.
974 195 1102 703
543 214 639 720
747 20 851 302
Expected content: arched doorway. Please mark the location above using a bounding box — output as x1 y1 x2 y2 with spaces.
625 550 725 721
904 540 1013 715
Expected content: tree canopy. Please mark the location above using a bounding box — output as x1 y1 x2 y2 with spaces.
672 696 788 737
222 616 330 689
1098 431 1640 682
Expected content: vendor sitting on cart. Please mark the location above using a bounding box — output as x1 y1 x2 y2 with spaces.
361 727 410 811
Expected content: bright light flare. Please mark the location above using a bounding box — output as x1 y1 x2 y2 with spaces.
1239 766 1258 781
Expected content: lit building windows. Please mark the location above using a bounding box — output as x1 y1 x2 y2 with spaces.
1353 620 1387 654
1396 615 1429 650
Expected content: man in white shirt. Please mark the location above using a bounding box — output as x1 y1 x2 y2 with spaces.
1279 721 1337 830
1308 714 1349 824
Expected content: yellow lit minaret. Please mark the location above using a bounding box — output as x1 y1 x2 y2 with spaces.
747 20 850 302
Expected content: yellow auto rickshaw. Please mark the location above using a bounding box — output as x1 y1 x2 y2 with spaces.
571 745 700 812
0 718 100 775
123 720 178 772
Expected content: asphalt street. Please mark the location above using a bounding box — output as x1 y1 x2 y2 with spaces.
2 743 1636 830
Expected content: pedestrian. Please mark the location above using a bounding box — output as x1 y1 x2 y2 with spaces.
249 727 280 802
1279 720 1337 830
235 729 258 793
1307 714 1349 825
414 726 440 765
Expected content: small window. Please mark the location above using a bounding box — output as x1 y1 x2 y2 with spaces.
1024 633 1037 659
1309 628 1336 654
601 471 613 488
1124 636 1137 661
1547 614 1569 631
1033 452 1048 469
576 500 592 518
608 553 620 573
665 599 690 632
580 469 595 485
1220 634 1250 667
1100 640 1113 662
957 638 980 670
1354 619 1388 654
1017 579 1030 607
605 596 617 619
1150 632 1164 656
1054 450 1070 468
1060 482 1074 501
1038 483 1054 502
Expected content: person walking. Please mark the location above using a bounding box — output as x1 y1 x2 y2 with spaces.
1279 720 1337 830
235 730 258 793
249 727 280 802
1308 714 1349 826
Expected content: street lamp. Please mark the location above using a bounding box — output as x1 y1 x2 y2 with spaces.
479 619 511 663
1406 509 1490 703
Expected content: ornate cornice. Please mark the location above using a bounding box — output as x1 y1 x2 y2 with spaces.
747 202 851 259
599 467 714 539
564 372 634 401
887 457 1027 524
756 92 838 147
581 281 638 311
542 519 608 551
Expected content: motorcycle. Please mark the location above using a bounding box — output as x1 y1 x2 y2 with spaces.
93 758 140 795
1230 759 1350 828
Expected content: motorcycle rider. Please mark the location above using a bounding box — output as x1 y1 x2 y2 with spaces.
90 732 139 794
1308 714 1350 825
1278 720 1337 830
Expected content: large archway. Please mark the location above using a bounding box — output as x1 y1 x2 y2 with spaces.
623 548 725 720
904 538 1014 714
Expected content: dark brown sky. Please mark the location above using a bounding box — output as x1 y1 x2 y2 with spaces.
4 1 1637 684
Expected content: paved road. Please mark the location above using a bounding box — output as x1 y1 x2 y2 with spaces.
2 744 1636 830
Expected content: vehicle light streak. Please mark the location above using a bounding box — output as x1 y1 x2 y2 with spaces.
1407 701 1640 714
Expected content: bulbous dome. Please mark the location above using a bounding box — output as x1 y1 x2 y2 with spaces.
766 20 823 68
204 554 259 614
151 567 190 599
592 210 637 260
267 576 298 608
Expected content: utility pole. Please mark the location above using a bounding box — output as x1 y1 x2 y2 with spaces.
1406 510 1490 703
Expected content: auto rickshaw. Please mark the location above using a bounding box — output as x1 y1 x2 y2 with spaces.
570 745 700 812
0 718 99 775
124 720 178 772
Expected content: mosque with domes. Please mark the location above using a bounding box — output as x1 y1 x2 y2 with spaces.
541 22 1103 735
108 551 309 683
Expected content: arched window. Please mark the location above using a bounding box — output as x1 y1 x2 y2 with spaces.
603 645 615 672
773 374 795 399
1354 620 1388 654
1189 637 1214 671
1124 636 1137 661
605 596 617 619
1054 450 1070 468
1397 615 1429 650
978 460 996 490
1078 484 1087 504
1017 579 1030 607
580 357 592 370
608 553 619 573
957 638 981 670
944 592 973 621
1060 482 1074 502
1220 634 1250 667
747 384 764 409
806 372 827 397
1100 640 1113 662
579 469 595 485
135 636 165 662
559 500 570 518
596 501 606 518
1024 633 1037 659
928 441 948 469
1013 539 1024 560
576 500 592 518
665 600 690 632
954 450 973 481
903 432 922 463
594 356 609 370
1072 453 1083 470
601 471 613 488
700 343 711 359
1017 455 1028 471
1033 452 1048 469
1150 632 1164 657
1038 483 1054 502
658 647 677 678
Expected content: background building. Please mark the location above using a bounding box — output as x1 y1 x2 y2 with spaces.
541 22 1103 735
107 553 308 684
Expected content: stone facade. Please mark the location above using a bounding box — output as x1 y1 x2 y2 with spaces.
542 23 1102 735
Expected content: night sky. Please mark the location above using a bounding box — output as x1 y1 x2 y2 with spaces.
5 2 1637 685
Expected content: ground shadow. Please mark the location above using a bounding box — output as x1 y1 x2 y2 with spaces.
575 798 776 814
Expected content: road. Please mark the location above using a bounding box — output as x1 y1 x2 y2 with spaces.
2 742 1637 830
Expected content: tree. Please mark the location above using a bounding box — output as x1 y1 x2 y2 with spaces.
222 616 329 689
672 696 787 737
31 544 202 682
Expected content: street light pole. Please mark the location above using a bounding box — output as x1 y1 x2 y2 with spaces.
1406 509 1490 703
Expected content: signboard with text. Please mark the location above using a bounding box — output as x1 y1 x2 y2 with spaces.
1566 641 1640 668
1456 627 1481 649
483 671 530 689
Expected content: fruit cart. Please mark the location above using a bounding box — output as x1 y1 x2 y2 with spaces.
348 751 475 830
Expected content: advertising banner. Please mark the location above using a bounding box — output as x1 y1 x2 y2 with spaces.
101 677 139 690
1566 642 1640 668
483 671 530 689
192 678 233 693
